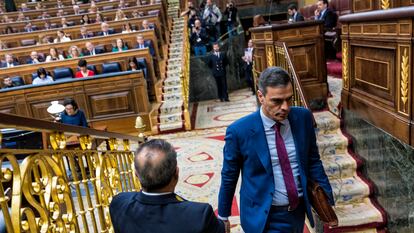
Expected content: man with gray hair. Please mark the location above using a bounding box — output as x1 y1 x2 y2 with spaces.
97 22 114 36
110 139 224 233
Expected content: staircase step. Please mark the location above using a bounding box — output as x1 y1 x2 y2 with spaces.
317 133 348 156
322 153 357 179
159 121 184 132
314 111 340 134
330 176 370 204
162 93 183 101
333 198 385 228
163 85 182 94
158 112 182 124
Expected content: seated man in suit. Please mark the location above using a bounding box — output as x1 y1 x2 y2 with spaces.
2 77 15 89
27 51 44 64
314 0 337 30
97 22 115 36
110 139 225 233
84 42 105 56
24 22 36 32
80 26 92 39
287 4 304 23
135 34 155 57
141 19 153 30
1 54 19 68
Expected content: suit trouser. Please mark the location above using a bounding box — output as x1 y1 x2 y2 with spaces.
264 201 305 233
214 75 228 100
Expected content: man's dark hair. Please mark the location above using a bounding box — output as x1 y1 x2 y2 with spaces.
287 4 297 11
135 139 177 191
318 0 329 7
212 42 220 47
258 66 291 95
63 98 79 110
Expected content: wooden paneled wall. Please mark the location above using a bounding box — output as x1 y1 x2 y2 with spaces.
0 71 154 134
340 7 414 145
250 21 328 103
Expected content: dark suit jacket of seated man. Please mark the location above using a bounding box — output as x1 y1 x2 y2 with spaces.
110 139 225 233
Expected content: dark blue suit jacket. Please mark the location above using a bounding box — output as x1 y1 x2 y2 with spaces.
218 107 334 233
96 30 115 36
110 191 225 233
318 8 337 29
135 41 155 57
208 52 227 77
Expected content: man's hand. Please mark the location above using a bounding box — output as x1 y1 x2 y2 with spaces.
314 9 320 17
223 220 231 233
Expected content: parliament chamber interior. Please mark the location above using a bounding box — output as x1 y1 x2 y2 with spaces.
0 0 413 232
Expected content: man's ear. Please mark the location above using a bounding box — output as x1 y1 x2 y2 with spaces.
175 166 179 179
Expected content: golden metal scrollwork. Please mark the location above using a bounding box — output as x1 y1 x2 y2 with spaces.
381 0 390 9
0 132 2 145
50 132 67 150
342 42 349 90
108 138 118 151
123 139 130 151
266 45 275 67
400 48 409 112
79 135 93 150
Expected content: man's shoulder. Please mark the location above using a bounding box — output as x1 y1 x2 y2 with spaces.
110 192 138 208
290 106 311 116
228 110 259 130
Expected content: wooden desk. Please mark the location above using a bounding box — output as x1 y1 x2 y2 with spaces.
340 6 414 145
0 30 162 77
3 0 138 19
250 20 328 103
0 15 162 52
0 4 166 37
0 48 159 99
0 71 153 134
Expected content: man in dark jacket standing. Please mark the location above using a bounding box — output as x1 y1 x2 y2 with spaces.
208 42 229 102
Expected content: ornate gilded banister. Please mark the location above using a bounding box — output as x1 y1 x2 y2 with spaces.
0 112 140 233
273 42 310 109
181 15 191 130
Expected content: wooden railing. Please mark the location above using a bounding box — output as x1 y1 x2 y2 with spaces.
273 42 309 109
0 112 141 232
181 15 191 130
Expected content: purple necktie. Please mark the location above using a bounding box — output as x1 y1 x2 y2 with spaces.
275 123 299 210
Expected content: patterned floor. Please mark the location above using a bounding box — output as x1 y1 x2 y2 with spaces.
195 89 257 129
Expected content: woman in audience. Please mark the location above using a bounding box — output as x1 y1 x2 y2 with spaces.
95 13 104 23
75 59 95 78
57 98 88 127
89 5 98 13
38 35 53 45
80 14 91 25
61 17 69 28
16 12 27 22
35 2 44 10
1 15 12 24
46 47 65 62
54 30 71 43
127 57 139 71
112 38 128 52
122 23 136 33
132 10 140 18
32 68 54 85
67 46 83 59
115 9 128 21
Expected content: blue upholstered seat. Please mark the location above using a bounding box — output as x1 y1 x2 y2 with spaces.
102 62 121 74
53 67 73 80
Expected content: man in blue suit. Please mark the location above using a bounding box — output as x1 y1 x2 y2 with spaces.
218 67 334 233
110 139 225 233
314 0 337 30
135 34 156 57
